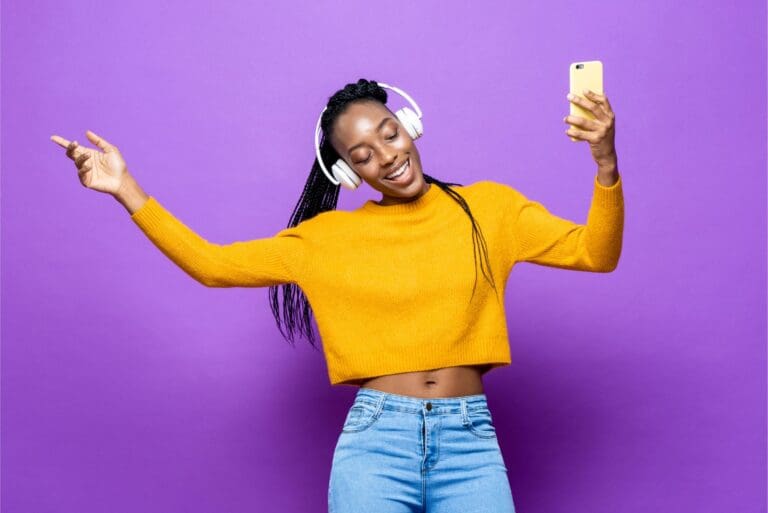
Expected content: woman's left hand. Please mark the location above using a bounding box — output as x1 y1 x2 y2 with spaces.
564 89 617 167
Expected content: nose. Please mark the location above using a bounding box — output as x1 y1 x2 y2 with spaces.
381 151 397 169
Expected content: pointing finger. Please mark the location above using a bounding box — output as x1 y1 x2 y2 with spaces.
50 135 72 149
85 130 115 152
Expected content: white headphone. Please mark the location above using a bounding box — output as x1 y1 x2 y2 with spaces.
314 81 424 190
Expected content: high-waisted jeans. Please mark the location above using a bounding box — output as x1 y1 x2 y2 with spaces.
328 387 516 512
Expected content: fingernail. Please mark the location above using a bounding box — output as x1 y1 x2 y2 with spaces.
567 93 574 100
583 88 590 95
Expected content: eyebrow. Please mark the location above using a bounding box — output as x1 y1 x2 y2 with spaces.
347 116 393 155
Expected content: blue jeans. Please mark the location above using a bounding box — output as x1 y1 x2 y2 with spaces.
329 387 516 512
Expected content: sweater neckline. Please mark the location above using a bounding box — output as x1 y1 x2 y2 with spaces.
360 183 442 215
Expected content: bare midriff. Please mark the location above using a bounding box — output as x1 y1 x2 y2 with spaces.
348 364 492 398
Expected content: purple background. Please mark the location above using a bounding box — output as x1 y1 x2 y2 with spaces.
3 0 765 511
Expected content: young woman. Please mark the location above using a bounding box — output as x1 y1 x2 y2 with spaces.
51 78 623 512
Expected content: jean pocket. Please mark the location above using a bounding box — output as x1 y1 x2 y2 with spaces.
464 406 498 439
341 402 380 433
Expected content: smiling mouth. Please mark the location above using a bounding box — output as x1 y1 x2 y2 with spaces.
384 159 410 181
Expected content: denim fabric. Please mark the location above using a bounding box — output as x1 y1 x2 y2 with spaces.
328 387 516 512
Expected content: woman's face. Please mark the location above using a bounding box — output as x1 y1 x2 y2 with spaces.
329 100 429 206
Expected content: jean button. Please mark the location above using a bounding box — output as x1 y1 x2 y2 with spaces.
426 402 432 411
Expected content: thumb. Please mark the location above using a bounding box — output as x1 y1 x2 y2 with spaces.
85 130 116 153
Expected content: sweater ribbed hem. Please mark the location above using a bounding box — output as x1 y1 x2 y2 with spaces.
326 335 512 386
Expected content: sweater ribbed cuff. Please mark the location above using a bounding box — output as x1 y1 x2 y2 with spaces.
130 196 164 233
593 174 624 208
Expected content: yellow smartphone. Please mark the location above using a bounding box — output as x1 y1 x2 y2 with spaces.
569 60 603 141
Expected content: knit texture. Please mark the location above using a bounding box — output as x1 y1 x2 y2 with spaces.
130 174 624 385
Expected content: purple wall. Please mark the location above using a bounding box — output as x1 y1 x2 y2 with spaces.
3 0 765 511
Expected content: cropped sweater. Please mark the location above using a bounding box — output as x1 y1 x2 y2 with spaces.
130 174 624 385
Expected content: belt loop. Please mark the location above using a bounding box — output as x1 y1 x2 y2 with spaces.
373 392 386 418
460 398 470 426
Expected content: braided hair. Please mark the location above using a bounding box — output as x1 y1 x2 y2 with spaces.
268 78 499 350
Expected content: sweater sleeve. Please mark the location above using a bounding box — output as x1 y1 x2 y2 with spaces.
130 196 306 287
499 174 624 272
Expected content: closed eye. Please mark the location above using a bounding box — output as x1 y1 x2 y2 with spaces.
355 130 399 165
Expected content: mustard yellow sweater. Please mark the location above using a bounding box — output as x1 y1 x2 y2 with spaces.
130 174 624 385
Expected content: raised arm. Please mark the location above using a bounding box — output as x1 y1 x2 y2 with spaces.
50 131 305 288
126 188 306 288
499 173 624 272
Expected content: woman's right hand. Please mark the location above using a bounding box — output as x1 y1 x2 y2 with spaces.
50 130 128 196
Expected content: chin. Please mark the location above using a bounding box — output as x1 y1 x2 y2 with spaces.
395 174 425 195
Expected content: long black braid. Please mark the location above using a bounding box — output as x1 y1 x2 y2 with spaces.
268 78 499 350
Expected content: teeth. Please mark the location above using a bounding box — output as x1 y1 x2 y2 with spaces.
386 160 408 180
386 161 407 179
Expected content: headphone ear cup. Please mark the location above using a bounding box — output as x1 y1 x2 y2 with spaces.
332 159 362 190
396 107 423 140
